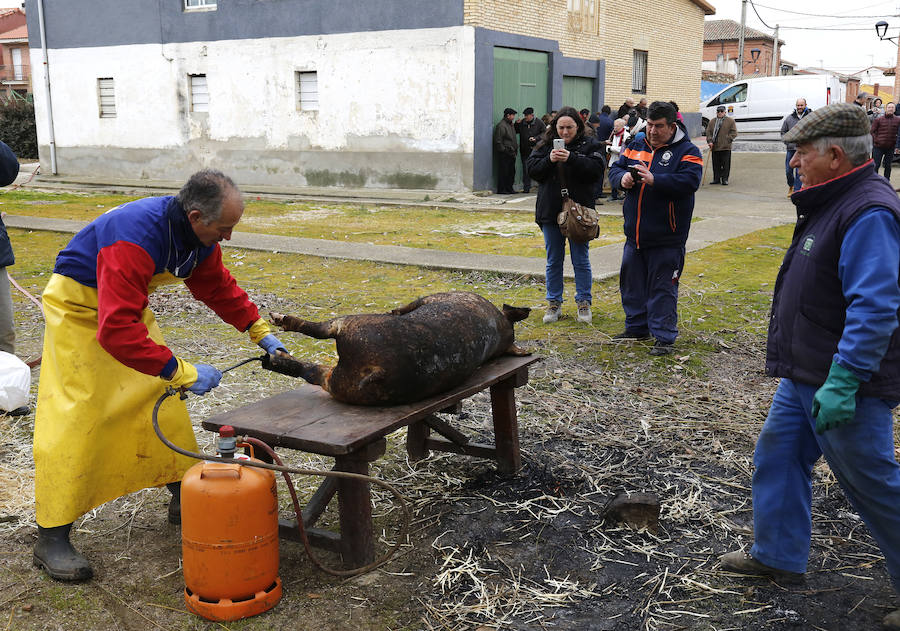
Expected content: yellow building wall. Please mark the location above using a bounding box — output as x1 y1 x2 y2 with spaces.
464 0 706 112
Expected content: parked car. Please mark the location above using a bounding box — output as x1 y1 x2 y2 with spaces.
699 75 846 140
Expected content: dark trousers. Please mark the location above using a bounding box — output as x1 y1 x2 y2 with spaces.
619 242 685 344
496 152 516 193
711 150 731 183
520 150 532 192
873 147 894 180
785 149 799 190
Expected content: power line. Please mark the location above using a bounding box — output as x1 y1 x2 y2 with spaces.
749 3 900 19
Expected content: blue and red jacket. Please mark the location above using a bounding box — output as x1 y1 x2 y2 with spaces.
54 195 261 378
608 125 703 249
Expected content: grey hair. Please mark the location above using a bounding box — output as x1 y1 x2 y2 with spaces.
176 169 239 223
810 134 872 167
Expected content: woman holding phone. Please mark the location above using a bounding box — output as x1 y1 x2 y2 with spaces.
526 106 606 324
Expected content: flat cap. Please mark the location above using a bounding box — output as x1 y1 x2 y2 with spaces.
716 105 726 112
782 102 870 144
857 91 869 99
503 107 517 116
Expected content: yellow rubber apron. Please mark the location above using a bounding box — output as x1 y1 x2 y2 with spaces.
33 273 198 528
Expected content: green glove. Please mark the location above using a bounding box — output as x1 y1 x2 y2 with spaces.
811 361 861 434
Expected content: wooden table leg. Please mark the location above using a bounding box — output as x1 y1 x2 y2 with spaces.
406 420 431 462
490 375 522 474
334 439 386 568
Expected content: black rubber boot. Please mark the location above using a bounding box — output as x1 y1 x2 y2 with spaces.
33 523 93 581
167 482 181 525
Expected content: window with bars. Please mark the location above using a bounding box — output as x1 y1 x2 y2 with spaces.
632 50 647 94
296 71 319 111
98 78 116 118
189 74 209 112
184 0 216 10
566 0 597 34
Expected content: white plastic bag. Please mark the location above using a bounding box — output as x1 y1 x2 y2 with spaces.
0 351 30 412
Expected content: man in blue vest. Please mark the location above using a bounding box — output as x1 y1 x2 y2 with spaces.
719 102 900 630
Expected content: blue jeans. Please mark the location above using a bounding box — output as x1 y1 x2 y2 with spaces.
541 223 592 304
619 242 684 343
785 149 800 190
750 378 900 590
873 147 894 179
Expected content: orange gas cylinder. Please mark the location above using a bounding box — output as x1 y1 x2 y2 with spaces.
181 426 282 621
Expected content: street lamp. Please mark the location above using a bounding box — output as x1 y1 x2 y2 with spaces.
874 21 900 111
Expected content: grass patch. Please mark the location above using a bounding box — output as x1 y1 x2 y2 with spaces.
1 190 625 258
8 221 791 379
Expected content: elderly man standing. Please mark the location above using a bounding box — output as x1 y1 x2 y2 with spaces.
705 105 738 185
608 101 703 356
781 98 811 195
871 101 900 179
719 103 900 630
515 107 545 194
493 107 518 194
31 169 288 581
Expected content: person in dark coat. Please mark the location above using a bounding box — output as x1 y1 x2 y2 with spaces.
781 98 812 195
871 102 900 179
705 105 738 185
493 107 518 194
515 107 545 193
0 140 25 416
717 101 900 631
594 105 615 143
526 106 605 325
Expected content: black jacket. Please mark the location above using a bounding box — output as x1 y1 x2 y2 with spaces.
0 141 19 268
526 135 606 226
516 117 546 155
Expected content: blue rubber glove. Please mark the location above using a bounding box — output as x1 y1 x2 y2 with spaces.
187 364 222 395
811 361 861 434
258 334 287 356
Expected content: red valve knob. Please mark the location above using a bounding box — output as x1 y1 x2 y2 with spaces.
219 425 235 438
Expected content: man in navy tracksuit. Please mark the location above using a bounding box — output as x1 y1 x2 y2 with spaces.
607 101 703 355
719 102 900 630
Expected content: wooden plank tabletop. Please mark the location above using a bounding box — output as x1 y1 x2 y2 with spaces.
202 355 540 456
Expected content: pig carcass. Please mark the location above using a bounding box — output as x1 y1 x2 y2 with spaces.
268 291 530 405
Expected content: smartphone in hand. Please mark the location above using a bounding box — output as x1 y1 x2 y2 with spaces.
628 165 643 183
553 138 565 151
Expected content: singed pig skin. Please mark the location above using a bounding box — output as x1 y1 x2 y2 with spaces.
271 292 530 406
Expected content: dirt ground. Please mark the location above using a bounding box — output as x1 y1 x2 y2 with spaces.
2 283 899 631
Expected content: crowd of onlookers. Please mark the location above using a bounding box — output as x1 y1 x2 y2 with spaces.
493 97 685 198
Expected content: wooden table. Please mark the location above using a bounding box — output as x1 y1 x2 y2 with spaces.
202 354 540 567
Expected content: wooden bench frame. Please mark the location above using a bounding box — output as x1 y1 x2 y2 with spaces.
202 355 540 568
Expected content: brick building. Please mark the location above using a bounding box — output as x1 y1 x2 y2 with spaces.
27 0 713 192
703 19 782 78
0 9 29 101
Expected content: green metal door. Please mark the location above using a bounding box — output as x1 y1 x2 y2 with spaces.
493 47 550 191
562 76 594 112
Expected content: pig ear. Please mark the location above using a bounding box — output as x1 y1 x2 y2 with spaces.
502 304 531 322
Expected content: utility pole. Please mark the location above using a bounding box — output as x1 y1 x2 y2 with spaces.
737 0 747 79
771 24 779 76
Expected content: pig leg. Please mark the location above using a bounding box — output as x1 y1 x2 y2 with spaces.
270 312 341 339
389 297 425 316
262 353 332 389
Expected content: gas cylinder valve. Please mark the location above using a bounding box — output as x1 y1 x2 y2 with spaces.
217 425 237 459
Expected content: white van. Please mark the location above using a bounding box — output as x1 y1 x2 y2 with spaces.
699 75 846 140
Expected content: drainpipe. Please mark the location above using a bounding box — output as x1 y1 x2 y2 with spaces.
36 0 57 174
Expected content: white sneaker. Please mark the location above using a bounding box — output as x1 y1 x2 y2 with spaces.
542 301 561 323
576 301 591 323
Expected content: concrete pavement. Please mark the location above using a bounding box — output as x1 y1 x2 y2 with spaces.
6 152 798 280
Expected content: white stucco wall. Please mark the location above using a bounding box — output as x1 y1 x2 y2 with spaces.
29 25 477 189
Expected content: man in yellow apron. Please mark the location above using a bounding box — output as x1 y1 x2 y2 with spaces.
32 169 287 581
